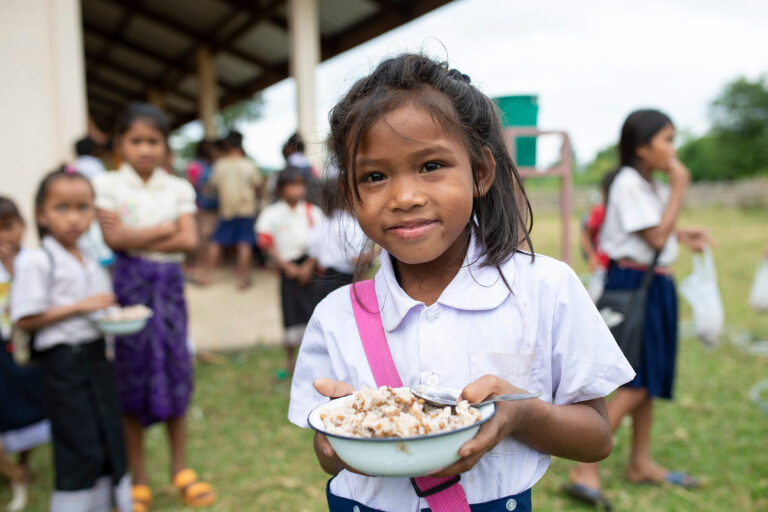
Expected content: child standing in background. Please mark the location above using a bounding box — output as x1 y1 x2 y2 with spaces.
94 103 214 511
0 196 51 512
308 179 372 300
199 130 263 289
565 109 715 509
257 166 324 375
10 169 129 512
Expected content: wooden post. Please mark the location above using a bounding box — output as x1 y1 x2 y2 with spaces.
288 0 321 169
196 45 218 138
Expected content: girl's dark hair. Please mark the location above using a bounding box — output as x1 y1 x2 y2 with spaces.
114 102 170 139
34 165 94 240
619 109 673 169
326 53 533 274
277 165 307 190
0 196 23 223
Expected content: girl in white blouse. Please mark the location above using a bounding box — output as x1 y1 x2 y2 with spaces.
11 167 129 511
566 109 715 507
288 54 635 512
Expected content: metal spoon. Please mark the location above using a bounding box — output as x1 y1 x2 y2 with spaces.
411 386 541 408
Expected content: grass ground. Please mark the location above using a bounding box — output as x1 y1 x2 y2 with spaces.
3 205 767 511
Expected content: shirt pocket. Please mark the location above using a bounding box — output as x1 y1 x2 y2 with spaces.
469 351 535 389
469 351 536 457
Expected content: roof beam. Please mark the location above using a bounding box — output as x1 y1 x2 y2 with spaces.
87 0 137 79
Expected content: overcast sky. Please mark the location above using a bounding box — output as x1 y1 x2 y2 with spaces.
224 0 767 170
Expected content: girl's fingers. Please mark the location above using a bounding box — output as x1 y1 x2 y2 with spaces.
460 374 522 403
314 378 355 398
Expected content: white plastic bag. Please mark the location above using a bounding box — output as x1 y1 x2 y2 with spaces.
679 247 724 348
587 267 606 303
749 259 768 312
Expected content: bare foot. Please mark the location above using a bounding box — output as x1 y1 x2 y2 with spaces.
626 460 668 484
569 462 602 490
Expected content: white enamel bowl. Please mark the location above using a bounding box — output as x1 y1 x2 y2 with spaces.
93 309 153 336
307 395 495 477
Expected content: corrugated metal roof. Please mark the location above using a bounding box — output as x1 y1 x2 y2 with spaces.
82 0 454 131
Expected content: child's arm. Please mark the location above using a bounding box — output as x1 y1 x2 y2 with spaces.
98 209 176 251
637 159 689 250
142 214 198 253
677 226 718 252
16 293 116 331
579 225 599 271
262 246 300 279
430 375 612 478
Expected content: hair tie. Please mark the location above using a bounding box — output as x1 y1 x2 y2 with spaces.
65 164 77 174
447 68 471 85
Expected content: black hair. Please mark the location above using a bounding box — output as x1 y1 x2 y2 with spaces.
285 132 305 153
0 196 23 224
618 109 673 170
196 139 217 160
34 165 94 240
601 169 619 199
277 165 307 190
114 102 170 139
75 136 97 157
326 53 533 277
224 130 244 151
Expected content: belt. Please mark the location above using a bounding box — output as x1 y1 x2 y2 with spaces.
614 259 672 275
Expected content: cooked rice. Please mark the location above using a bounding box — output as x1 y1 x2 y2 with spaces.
320 386 481 438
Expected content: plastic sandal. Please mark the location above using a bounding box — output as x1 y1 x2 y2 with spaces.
561 482 613 511
664 471 700 489
173 469 215 508
131 485 152 512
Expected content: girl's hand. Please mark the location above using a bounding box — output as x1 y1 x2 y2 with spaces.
283 262 300 280
312 378 371 475
429 375 538 478
77 293 117 314
678 226 718 252
666 158 690 189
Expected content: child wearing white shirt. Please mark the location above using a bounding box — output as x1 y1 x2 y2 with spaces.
257 166 324 375
288 54 635 512
10 168 130 512
567 109 715 506
93 103 214 510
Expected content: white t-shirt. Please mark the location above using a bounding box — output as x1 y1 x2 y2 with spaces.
256 200 324 262
93 164 197 262
600 166 679 266
307 210 367 274
10 237 112 350
74 155 106 181
288 239 635 509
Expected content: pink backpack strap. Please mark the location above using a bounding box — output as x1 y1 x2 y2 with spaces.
350 280 471 512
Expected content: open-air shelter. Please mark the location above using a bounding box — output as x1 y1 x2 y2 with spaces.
1 0 452 230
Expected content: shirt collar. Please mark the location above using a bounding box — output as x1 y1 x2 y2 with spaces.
118 163 167 189
375 235 513 332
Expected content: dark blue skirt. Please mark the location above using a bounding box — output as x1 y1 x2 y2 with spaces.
0 338 46 433
606 265 678 399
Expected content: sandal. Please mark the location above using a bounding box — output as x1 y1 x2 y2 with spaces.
173 469 215 507
630 470 700 489
561 482 613 511
131 485 152 512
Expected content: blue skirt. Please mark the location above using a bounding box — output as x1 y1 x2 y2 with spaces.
606 265 678 399
211 216 256 246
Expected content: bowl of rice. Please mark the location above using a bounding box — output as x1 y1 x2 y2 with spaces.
92 305 153 335
307 386 495 477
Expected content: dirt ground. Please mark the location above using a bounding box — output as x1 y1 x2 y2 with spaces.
186 267 283 352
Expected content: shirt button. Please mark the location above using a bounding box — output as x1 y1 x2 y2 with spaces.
506 498 517 511
427 373 439 387
425 307 439 322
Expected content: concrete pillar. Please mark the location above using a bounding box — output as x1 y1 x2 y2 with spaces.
0 0 88 243
196 46 218 138
288 0 321 169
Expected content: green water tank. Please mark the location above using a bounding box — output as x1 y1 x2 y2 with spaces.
493 95 538 167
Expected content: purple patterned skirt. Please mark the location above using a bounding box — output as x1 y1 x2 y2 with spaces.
112 254 193 427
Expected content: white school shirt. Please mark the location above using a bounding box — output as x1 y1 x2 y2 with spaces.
288 239 635 511
255 200 324 262
600 166 679 266
10 237 112 351
92 164 197 262
307 210 367 274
